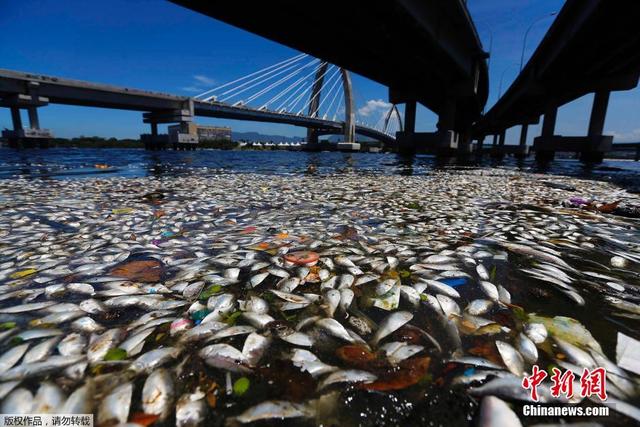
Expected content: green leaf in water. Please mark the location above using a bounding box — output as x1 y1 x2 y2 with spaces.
199 284 222 300
511 306 527 322
9 336 23 345
104 347 127 361
489 265 497 282
233 377 250 396
420 293 429 302
0 322 16 330
262 292 275 303
398 269 411 279
224 311 243 325
281 310 297 322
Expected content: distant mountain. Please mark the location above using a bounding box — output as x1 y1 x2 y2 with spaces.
232 131 304 143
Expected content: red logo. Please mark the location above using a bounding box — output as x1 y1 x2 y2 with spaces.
522 365 607 401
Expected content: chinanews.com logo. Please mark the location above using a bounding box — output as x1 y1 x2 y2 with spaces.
520 365 610 417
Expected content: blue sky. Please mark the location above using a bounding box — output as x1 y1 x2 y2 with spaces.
1 0 639 143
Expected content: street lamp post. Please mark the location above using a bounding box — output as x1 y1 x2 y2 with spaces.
498 64 518 99
519 11 558 71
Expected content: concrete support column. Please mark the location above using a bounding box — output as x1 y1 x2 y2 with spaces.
10 107 22 131
514 124 529 159
536 105 558 162
340 68 355 143
27 107 40 129
476 136 485 156
581 91 611 163
147 122 159 150
397 100 417 154
491 130 506 159
404 101 416 135
541 106 557 138
519 124 528 147
437 98 456 132
588 91 610 138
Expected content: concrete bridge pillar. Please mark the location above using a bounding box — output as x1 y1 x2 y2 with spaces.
27 107 40 130
397 100 417 154
490 130 506 159
2 91 53 149
582 91 611 163
533 93 612 163
10 107 23 131
142 103 195 150
515 124 529 159
436 97 458 155
534 105 558 162
475 135 485 156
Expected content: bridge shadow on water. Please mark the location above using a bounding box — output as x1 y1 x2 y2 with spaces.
0 147 639 194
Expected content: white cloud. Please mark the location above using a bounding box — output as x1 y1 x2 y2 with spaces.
180 75 217 94
193 75 216 86
358 99 392 117
181 86 202 93
607 128 640 143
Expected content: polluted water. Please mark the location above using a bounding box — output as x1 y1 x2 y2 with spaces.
0 166 639 427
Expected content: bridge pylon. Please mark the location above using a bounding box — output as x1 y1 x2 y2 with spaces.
1 81 54 149
142 99 198 150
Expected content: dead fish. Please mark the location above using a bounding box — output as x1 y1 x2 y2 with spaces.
553 338 595 368
242 332 270 366
235 400 315 424
33 381 65 414
176 391 206 427
317 369 377 390
88 328 126 364
524 323 547 344
517 333 538 364
495 341 525 376
142 368 175 421
0 343 29 374
98 382 132 425
315 318 357 343
291 349 337 377
370 311 413 346
466 299 493 316
479 281 500 301
477 396 523 427
1 387 33 413
199 343 250 373
129 347 180 374
61 382 94 414
0 355 85 381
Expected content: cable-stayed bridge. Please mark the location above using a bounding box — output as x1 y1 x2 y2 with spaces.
0 54 402 150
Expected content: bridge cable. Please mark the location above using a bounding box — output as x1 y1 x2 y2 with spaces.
311 69 344 118
275 63 326 112
196 53 306 100
297 66 340 115
259 60 324 111
287 63 334 114
246 59 321 106
323 78 343 121
218 58 314 103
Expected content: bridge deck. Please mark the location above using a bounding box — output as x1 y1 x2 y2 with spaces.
0 69 394 143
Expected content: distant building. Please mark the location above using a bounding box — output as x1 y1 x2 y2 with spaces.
167 123 232 143
196 124 232 141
